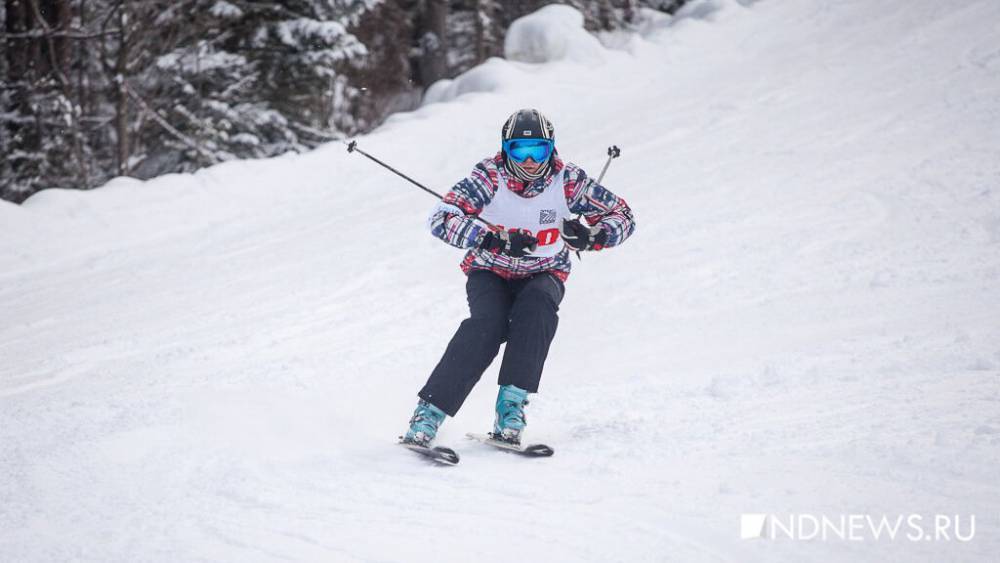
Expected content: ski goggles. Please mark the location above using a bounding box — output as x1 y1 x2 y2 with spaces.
503 139 554 163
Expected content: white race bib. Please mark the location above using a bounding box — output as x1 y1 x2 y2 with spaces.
479 172 571 258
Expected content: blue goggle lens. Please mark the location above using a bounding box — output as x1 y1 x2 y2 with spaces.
504 139 553 163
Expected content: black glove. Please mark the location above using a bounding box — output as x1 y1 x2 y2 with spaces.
560 218 608 251
480 229 538 258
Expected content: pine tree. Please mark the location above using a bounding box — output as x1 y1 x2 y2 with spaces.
133 0 398 176
2 0 688 203
1 0 95 202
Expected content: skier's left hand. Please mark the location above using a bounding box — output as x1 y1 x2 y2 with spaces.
560 218 608 251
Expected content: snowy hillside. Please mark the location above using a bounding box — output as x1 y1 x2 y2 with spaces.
3 0 1000 561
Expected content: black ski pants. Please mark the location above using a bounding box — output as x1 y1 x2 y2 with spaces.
418 270 565 416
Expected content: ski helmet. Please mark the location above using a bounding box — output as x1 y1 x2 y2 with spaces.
501 109 555 181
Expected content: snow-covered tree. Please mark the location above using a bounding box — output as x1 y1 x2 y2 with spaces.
133 0 401 176
1 0 687 203
1 0 96 202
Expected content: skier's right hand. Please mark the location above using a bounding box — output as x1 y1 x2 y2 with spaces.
480 229 538 258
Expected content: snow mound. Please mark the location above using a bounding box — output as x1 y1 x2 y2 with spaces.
424 5 609 106
597 8 674 55
674 0 752 22
504 4 606 65
634 8 674 37
422 57 521 105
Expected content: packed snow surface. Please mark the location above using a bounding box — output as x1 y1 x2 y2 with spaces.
3 0 1000 561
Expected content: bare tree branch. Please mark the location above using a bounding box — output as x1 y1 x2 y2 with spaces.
1 28 120 39
123 81 220 165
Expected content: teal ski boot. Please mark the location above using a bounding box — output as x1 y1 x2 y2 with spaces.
493 384 529 445
402 400 447 447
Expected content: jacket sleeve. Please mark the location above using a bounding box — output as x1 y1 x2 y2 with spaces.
564 165 636 248
427 160 497 249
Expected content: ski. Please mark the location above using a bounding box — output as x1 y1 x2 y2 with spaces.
398 441 460 465
465 432 555 457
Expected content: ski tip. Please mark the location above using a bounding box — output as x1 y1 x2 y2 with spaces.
433 447 460 465
399 441 460 465
523 444 554 457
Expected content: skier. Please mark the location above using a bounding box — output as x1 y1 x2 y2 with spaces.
401 108 636 448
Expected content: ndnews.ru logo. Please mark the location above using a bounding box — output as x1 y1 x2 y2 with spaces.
740 513 976 542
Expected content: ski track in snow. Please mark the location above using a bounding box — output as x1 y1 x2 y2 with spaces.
2 0 1000 561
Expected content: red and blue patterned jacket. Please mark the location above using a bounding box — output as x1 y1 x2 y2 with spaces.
429 152 636 282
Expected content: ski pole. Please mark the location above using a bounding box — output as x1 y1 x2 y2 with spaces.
346 140 446 201
596 145 621 185
345 140 497 229
574 145 622 260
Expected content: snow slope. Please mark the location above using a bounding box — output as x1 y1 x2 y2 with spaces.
3 0 1000 561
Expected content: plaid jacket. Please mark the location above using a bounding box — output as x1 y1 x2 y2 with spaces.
428 153 636 282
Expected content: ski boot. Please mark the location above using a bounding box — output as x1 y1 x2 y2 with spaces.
492 384 529 445
401 400 447 447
